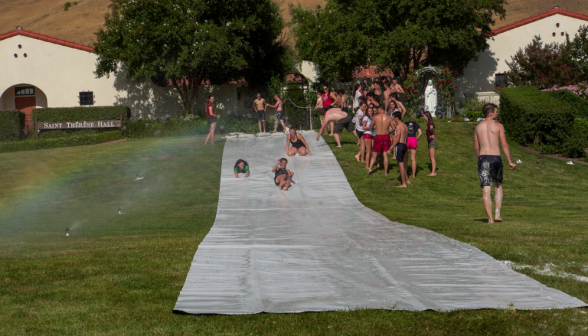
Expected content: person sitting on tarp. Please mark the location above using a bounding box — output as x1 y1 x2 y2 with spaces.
234 159 250 178
272 158 294 190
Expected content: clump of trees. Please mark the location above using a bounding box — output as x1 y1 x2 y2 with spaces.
290 0 507 82
93 0 293 116
504 26 588 90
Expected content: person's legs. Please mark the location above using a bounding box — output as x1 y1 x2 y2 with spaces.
410 149 417 178
383 152 389 175
403 150 411 184
258 121 262 133
275 175 285 187
397 159 407 187
428 148 437 176
273 121 278 132
364 139 372 171
287 147 298 156
355 138 364 162
280 120 287 132
298 147 307 156
205 126 212 145
353 130 360 144
482 186 493 223
494 184 503 222
282 179 292 190
329 121 334 136
262 120 266 133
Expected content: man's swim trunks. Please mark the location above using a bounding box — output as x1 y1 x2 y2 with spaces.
333 115 354 134
373 134 391 154
478 155 503 188
256 109 265 121
276 110 285 121
395 143 408 161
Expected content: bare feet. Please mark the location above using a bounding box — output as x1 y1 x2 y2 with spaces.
428 173 437 177
494 217 503 222
368 168 372 175
487 219 494 224
354 154 361 162
396 184 406 188
406 180 412 185
336 145 342 148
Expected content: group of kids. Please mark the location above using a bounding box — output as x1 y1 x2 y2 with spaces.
313 79 439 187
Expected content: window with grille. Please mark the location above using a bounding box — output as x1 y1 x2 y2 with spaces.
79 91 94 106
15 87 35 96
495 73 505 86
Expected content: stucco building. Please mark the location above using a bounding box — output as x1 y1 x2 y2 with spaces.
457 7 588 103
0 28 238 131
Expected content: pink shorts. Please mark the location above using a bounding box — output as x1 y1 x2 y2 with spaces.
407 137 418 149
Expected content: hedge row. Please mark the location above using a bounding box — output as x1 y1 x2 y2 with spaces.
0 110 25 142
500 87 577 153
0 130 123 153
33 106 130 139
546 89 588 119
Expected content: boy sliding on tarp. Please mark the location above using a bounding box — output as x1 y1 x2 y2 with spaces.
272 158 294 191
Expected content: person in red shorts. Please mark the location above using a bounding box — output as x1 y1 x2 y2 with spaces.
368 106 395 175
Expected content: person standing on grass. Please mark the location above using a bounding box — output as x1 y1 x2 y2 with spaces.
354 102 367 161
286 127 312 156
422 111 438 176
205 95 220 145
253 93 267 133
352 83 363 112
474 103 516 224
404 115 422 178
368 106 394 176
339 89 349 114
361 105 375 170
391 112 409 187
266 95 287 133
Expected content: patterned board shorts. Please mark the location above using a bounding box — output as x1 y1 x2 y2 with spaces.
478 155 503 188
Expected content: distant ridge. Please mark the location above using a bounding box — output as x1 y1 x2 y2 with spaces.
0 0 586 46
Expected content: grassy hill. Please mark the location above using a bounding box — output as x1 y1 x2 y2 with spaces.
1 0 586 46
0 124 586 334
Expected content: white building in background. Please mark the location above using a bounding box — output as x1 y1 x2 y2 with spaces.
457 7 588 104
0 28 238 131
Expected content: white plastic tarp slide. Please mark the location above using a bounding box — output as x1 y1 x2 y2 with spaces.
174 132 586 314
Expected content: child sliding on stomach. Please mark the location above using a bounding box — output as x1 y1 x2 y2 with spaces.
234 159 250 178
272 158 294 190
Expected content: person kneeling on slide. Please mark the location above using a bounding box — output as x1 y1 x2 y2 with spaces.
272 158 294 190
286 127 312 156
234 159 250 178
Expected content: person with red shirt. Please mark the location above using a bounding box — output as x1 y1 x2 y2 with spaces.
205 95 220 145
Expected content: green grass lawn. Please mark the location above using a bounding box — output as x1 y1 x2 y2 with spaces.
0 124 587 335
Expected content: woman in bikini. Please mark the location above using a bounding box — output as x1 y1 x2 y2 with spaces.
205 95 220 145
361 105 375 171
286 127 312 156
267 95 288 133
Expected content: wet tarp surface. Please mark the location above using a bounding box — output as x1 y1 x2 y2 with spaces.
174 132 585 314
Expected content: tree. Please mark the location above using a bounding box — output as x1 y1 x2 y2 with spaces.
94 0 293 116
504 36 581 90
290 0 506 82
568 25 588 81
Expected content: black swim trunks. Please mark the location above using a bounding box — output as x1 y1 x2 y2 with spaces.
478 155 503 188
256 109 265 122
395 143 407 161
276 110 285 121
207 117 217 125
333 115 354 134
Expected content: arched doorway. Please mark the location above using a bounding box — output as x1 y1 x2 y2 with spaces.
0 84 48 134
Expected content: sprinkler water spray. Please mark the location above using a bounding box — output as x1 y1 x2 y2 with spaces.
65 228 70 237
118 207 123 215
135 174 144 180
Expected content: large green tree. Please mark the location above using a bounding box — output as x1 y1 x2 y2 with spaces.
290 0 506 82
94 0 292 116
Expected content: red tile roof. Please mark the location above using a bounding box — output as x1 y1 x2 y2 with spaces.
491 8 588 36
0 29 93 52
353 65 395 79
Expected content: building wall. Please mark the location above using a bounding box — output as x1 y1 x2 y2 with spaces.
0 35 237 118
457 14 588 101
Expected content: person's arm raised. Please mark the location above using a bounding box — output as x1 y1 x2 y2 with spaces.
298 134 312 155
499 125 516 169
272 160 280 173
398 101 407 118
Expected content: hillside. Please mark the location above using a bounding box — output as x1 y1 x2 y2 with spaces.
0 0 586 46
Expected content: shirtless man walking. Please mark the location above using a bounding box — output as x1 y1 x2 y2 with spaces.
368 106 395 175
474 103 516 223
391 112 409 187
253 93 267 133
315 107 354 147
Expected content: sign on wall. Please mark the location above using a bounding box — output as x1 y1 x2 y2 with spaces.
35 115 123 139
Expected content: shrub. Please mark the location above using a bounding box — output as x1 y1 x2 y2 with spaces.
546 89 588 119
0 110 25 142
33 106 130 139
562 118 588 158
124 116 209 138
0 130 123 153
500 87 576 151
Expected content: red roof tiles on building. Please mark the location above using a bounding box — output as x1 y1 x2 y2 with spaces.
0 29 94 52
491 8 588 36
